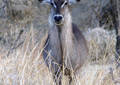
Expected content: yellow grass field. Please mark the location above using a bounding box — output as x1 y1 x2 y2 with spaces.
0 27 120 85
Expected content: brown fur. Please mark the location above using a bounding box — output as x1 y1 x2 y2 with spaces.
40 0 89 85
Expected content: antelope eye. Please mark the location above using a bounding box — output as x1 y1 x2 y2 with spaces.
65 2 68 5
61 1 68 8
50 2 57 8
51 2 54 6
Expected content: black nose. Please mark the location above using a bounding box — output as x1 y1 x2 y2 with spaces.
54 15 63 22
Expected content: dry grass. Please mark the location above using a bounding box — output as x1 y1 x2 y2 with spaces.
0 27 120 85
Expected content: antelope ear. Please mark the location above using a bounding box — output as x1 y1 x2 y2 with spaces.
69 0 80 4
38 0 51 4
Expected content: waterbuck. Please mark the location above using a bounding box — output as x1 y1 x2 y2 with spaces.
38 0 89 84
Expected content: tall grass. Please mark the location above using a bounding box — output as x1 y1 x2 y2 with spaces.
0 27 120 85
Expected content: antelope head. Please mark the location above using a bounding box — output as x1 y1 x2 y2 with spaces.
38 0 80 25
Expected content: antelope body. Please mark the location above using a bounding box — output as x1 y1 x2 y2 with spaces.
38 0 89 84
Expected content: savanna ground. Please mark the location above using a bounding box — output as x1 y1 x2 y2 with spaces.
0 26 120 85
0 0 120 85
